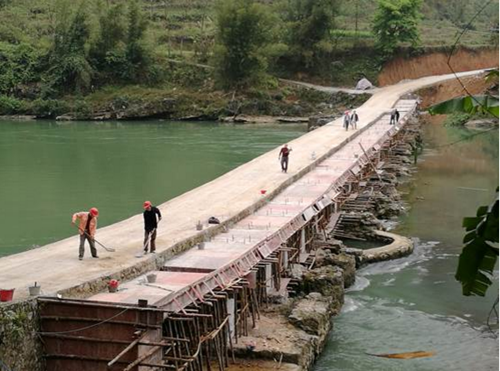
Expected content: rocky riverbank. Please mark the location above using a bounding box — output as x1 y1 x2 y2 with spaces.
0 83 370 123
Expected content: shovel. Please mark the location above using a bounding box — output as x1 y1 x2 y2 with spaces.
135 228 156 258
74 224 116 252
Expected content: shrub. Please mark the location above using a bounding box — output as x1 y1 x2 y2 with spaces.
0 42 41 96
31 98 70 118
0 95 23 114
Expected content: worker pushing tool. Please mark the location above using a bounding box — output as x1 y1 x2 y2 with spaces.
143 201 162 254
72 208 99 260
278 144 292 173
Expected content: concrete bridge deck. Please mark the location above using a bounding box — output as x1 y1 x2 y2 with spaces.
0 70 485 302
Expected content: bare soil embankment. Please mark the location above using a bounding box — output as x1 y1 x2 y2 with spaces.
379 47 499 86
417 73 492 109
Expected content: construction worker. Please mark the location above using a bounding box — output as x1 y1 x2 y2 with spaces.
350 110 359 129
143 201 162 254
390 108 400 125
343 111 351 131
72 208 99 260
278 144 292 173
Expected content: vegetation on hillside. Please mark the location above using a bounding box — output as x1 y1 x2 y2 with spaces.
0 0 497 118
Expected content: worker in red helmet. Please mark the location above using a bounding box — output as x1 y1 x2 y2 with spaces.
72 207 99 260
143 201 162 254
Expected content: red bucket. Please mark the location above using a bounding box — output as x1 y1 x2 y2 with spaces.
0 289 15 302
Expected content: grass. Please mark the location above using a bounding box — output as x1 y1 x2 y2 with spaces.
1 0 496 59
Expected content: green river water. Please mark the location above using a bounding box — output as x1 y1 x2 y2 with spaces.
314 122 499 371
0 120 306 257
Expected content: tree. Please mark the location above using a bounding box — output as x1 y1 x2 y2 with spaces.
214 0 273 88
372 0 422 57
283 0 338 70
89 1 127 83
124 0 152 82
47 1 93 94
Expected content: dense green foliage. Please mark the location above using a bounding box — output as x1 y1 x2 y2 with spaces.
372 0 422 57
0 0 496 108
282 0 338 70
214 0 273 88
0 42 40 96
0 0 156 98
456 190 499 296
48 2 93 94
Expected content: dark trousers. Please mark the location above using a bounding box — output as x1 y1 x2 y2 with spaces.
280 156 289 172
144 229 157 252
79 234 97 258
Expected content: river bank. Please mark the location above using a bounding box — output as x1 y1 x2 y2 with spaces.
0 80 370 122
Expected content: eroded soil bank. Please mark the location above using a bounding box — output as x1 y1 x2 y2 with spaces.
379 47 499 86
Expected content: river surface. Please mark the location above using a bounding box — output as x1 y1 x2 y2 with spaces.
314 122 499 371
0 120 306 257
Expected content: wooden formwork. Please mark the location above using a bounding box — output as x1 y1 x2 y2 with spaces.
39 298 164 371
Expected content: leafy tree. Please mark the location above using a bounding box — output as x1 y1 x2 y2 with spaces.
124 0 152 82
283 0 338 70
372 0 422 57
47 1 93 94
89 1 127 83
0 42 41 96
214 0 273 88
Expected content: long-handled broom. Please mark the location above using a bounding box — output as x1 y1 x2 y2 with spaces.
74 225 116 252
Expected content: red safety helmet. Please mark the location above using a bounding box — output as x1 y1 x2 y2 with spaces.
89 207 99 217
143 201 152 209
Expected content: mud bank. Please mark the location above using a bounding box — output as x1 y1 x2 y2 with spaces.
379 47 498 86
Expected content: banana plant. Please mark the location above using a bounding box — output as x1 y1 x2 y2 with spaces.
456 189 499 296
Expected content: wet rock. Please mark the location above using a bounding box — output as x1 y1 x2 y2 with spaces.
288 293 333 337
312 238 343 254
344 247 365 267
465 119 498 130
290 264 307 280
302 266 344 314
55 114 76 121
323 253 356 288
313 248 328 266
